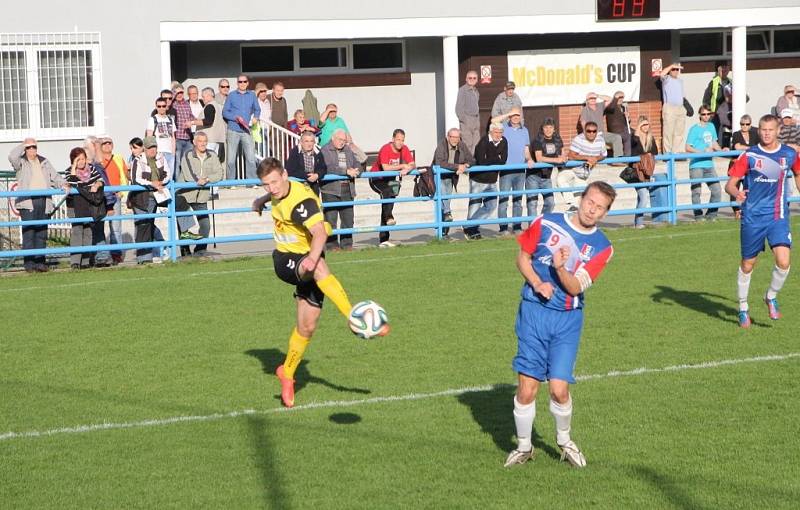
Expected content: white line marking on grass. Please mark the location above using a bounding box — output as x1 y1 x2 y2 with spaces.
0 276 160 293
613 228 737 243
2 352 798 442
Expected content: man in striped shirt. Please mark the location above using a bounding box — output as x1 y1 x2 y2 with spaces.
561 122 607 212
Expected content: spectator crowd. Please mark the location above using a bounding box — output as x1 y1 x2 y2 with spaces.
7 65 800 271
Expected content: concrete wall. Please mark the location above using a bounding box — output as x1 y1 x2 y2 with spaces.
182 37 444 164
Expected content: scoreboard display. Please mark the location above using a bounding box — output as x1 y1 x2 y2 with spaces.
597 0 660 21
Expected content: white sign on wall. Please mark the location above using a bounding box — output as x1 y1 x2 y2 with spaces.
508 47 641 106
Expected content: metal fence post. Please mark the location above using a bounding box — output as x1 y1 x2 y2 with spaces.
667 156 678 225
433 165 443 240
167 179 178 262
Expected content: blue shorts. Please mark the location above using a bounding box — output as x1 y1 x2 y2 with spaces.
741 219 792 260
512 299 583 384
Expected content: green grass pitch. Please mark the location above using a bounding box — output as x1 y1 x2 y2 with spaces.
2 219 799 509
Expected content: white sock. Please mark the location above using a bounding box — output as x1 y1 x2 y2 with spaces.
513 396 535 452
737 267 752 312
550 397 573 446
766 266 790 300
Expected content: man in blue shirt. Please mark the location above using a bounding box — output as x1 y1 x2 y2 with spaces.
222 74 260 181
492 107 531 234
726 114 800 327
686 105 722 220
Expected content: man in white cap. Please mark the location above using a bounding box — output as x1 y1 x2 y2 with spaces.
778 108 800 152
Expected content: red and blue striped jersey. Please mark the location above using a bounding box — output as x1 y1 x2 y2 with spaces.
517 213 613 311
729 144 800 222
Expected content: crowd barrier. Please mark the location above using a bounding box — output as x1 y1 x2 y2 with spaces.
1 150 795 266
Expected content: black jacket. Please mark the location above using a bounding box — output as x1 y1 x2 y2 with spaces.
285 147 327 195
472 136 507 184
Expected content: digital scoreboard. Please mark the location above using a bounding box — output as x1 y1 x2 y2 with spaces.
597 0 660 21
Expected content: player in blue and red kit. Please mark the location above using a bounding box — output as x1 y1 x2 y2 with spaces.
726 114 800 328
504 181 616 469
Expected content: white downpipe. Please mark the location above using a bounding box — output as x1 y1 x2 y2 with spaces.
731 26 747 126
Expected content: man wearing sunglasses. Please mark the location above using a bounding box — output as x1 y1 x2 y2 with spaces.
685 105 722 221
145 97 177 172
222 74 260 181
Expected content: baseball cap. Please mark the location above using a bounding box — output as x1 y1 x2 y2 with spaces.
586 92 598 100
785 85 797 94
505 81 516 89
509 107 522 117
254 82 268 93
143 136 158 148
781 108 794 119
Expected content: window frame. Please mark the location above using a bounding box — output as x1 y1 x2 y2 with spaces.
0 33 104 142
679 26 800 61
239 39 406 76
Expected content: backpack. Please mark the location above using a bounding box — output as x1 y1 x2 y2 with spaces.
413 167 436 198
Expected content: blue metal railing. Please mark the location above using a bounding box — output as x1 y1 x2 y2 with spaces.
1 150 792 264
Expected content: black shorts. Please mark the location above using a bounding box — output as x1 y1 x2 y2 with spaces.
272 250 325 308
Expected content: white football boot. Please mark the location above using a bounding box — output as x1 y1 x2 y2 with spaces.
558 440 586 468
503 447 534 467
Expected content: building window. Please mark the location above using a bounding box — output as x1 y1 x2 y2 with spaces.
241 45 293 73
680 26 800 60
353 42 404 70
298 47 347 70
0 51 28 130
679 32 723 59
239 40 405 75
0 33 103 142
774 29 800 54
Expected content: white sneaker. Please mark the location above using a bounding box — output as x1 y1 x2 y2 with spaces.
503 448 534 467
379 241 397 248
558 440 586 468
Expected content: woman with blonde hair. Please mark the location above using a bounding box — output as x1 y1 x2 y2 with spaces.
630 115 659 228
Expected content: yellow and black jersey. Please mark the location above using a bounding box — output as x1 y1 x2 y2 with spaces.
271 181 332 254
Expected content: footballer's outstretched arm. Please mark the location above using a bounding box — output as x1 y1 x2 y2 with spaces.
252 193 272 216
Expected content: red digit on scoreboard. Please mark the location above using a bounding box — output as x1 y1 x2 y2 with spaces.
632 0 645 16
613 0 625 17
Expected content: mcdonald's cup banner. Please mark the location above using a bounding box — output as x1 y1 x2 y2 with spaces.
508 46 641 106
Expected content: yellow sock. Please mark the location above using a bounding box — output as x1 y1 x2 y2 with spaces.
317 274 353 318
283 328 310 379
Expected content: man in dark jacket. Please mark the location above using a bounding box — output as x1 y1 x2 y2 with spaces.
432 128 475 237
465 123 507 240
285 131 327 196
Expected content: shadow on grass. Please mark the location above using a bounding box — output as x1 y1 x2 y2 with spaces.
245 415 289 510
632 465 701 510
457 384 561 461
651 285 769 328
244 348 371 404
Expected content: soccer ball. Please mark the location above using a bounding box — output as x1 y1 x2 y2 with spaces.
348 300 390 339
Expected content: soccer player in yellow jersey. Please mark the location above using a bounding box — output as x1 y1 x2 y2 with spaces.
252 157 362 408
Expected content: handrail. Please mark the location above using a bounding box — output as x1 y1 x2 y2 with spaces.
0 150 772 265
